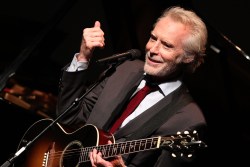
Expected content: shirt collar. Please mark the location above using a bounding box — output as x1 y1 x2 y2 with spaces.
141 73 182 96
158 80 182 96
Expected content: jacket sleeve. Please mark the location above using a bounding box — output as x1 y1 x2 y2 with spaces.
56 67 106 128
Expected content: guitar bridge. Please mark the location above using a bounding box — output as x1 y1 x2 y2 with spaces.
43 142 55 167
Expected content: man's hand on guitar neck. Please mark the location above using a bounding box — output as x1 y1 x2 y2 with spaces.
89 140 126 167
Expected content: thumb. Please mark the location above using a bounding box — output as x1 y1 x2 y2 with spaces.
94 20 101 28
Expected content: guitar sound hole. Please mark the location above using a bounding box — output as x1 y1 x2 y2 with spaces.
60 140 83 167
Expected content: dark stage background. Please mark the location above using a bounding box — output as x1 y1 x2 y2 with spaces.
1 0 250 166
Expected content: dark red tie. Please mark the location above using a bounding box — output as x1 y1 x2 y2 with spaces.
109 83 158 133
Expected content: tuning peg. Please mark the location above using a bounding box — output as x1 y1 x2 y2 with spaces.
177 131 181 135
192 130 197 134
171 153 177 157
172 152 193 158
167 145 173 149
184 131 189 134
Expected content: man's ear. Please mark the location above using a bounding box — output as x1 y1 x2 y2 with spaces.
183 55 194 63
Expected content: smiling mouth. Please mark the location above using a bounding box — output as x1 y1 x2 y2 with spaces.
147 56 161 64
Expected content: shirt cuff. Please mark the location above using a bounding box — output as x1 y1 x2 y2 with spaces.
67 53 89 72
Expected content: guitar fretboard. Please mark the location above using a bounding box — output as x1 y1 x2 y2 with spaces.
79 136 162 162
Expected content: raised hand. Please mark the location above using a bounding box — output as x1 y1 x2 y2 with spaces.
77 20 105 62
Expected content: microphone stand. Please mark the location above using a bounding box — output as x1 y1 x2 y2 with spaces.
0 62 119 167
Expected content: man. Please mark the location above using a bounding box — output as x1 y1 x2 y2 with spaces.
57 6 208 167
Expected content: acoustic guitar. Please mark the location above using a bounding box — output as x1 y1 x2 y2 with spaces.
13 119 206 167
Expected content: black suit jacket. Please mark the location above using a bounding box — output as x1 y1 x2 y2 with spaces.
57 59 207 167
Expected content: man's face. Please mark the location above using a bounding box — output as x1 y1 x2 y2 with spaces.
144 16 191 78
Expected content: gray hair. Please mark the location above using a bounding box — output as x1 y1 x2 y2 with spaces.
156 6 208 73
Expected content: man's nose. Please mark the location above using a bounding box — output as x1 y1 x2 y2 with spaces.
150 41 161 53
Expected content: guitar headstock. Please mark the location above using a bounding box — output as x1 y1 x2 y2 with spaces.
160 130 207 158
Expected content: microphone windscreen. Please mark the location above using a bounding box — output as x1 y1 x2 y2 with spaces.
129 49 141 59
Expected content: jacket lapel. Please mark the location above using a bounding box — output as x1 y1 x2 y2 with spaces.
86 69 144 130
114 90 174 139
114 84 188 139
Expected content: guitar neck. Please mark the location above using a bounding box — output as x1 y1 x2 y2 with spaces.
81 136 163 162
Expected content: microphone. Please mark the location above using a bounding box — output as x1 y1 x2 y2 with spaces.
96 49 141 64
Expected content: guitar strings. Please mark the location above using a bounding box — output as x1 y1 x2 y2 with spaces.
47 137 160 162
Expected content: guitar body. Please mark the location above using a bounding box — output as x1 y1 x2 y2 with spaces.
13 119 114 167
